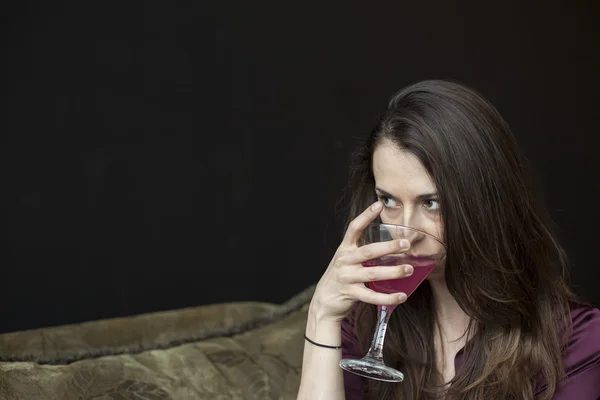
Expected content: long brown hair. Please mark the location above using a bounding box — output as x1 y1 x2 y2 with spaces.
345 80 577 399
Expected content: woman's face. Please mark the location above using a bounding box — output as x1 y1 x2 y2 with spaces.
372 139 445 276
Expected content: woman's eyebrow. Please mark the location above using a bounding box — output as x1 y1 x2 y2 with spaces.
375 187 438 201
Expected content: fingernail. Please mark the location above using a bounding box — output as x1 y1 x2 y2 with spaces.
371 202 382 211
399 239 409 248
398 293 407 302
404 265 413 275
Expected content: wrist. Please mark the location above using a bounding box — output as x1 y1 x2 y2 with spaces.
306 302 343 342
308 298 345 324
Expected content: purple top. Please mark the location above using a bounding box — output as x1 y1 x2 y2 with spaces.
342 304 600 399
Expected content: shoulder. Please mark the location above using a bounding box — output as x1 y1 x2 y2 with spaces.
565 304 600 361
549 304 600 399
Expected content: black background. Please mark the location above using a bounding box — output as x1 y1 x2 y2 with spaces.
1 1 599 333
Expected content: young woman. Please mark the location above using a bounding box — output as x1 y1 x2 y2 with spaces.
297 80 600 399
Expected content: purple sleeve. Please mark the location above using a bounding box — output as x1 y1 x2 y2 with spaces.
342 306 366 400
537 305 600 399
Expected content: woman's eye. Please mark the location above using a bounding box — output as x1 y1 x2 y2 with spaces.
379 195 400 208
424 199 440 211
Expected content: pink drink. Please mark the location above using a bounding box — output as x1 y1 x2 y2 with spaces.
363 255 436 297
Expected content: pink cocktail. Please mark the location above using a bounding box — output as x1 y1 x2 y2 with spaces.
363 255 435 297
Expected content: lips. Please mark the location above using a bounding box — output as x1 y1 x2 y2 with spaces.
403 254 439 266
373 254 443 267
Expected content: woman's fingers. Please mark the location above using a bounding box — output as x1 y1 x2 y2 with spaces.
340 239 410 265
348 285 408 306
341 201 383 246
338 264 414 284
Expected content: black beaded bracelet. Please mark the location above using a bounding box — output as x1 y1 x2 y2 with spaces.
304 334 343 349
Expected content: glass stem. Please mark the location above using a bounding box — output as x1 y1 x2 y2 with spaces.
366 304 395 361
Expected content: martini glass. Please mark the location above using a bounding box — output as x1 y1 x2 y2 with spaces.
339 222 446 382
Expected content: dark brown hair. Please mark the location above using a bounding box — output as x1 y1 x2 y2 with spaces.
346 80 577 399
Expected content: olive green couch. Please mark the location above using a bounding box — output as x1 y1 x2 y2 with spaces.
0 285 314 400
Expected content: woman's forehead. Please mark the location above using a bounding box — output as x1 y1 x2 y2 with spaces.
372 141 436 196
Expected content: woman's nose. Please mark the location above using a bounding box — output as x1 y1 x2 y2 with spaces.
398 225 424 241
388 222 425 244
398 207 420 228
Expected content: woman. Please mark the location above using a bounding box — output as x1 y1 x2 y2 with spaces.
297 80 600 399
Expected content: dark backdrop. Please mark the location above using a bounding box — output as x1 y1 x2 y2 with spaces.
1 1 598 333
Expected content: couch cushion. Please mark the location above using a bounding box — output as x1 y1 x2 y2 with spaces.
0 285 315 400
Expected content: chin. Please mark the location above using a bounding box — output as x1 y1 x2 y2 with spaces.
426 265 445 281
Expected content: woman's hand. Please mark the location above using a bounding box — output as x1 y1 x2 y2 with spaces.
310 201 413 323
